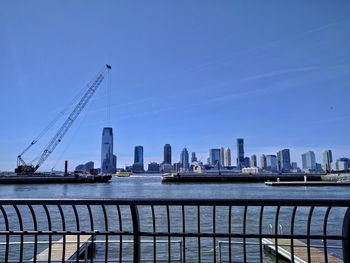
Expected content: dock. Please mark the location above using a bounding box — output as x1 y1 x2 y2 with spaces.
0 173 112 184
265 181 350 186
263 238 342 262
34 235 93 262
162 173 323 183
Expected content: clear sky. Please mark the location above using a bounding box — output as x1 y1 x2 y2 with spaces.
0 1 349 171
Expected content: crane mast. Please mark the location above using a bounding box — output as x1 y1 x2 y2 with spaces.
16 64 111 174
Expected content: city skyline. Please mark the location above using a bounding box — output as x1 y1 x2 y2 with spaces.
0 1 349 171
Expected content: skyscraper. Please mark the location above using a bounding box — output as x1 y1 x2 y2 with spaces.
301 151 316 171
260 154 267 169
180 147 189 171
323 150 333 173
236 138 244 168
277 149 291 173
266 155 277 172
191 152 197 163
220 147 225 166
134 146 144 164
163 144 172 164
250 154 257 167
133 146 144 173
209 148 221 166
101 127 115 173
224 148 231 167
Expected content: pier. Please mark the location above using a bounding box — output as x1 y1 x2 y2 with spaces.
263 238 343 262
34 235 93 262
162 172 323 183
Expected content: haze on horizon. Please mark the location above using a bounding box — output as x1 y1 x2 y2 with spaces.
0 1 349 171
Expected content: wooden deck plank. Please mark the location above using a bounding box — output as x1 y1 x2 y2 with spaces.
263 238 342 263
34 235 92 261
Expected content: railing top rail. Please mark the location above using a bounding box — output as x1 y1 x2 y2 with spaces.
0 198 349 206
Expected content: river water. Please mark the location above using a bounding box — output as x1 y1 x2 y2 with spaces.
0 174 349 262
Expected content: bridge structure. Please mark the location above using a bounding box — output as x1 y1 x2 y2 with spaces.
0 198 349 262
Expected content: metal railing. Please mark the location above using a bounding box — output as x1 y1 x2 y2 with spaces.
0 199 349 262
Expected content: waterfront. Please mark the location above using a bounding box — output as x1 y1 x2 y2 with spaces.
1 174 349 199
0 175 349 262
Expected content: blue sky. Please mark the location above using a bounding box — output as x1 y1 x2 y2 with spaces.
0 1 349 171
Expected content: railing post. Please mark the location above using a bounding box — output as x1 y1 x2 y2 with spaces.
343 207 350 263
130 204 140 263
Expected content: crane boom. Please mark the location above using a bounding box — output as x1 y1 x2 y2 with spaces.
16 64 111 174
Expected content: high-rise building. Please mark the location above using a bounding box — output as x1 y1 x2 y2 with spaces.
224 148 231 167
277 149 291 173
163 144 172 164
191 152 197 163
244 157 250 168
220 147 225 166
133 146 144 173
301 151 316 171
236 138 244 168
209 148 221 166
266 155 277 172
101 127 115 173
323 150 333 172
180 147 189 171
260 154 267 169
250 154 257 167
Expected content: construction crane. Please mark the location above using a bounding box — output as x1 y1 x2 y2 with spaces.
15 64 112 174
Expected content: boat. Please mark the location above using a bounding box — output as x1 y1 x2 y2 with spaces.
116 171 133 177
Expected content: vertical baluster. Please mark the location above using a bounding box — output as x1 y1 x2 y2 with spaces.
130 204 140 263
28 205 38 263
166 205 171 263
182 205 186 263
197 205 201 262
213 205 216 263
72 205 80 263
243 206 247 263
0 205 9 263
274 206 280 263
116 205 123 263
259 206 264 262
323 206 331 263
43 205 52 263
102 204 109 262
307 206 315 263
58 205 66 263
87 205 94 263
228 205 232 263
151 205 156 263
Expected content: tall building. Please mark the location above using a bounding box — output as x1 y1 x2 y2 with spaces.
236 138 244 168
133 146 144 173
301 151 316 171
260 154 267 169
266 155 277 172
209 148 221 166
323 150 333 173
250 154 257 167
163 144 172 164
244 157 250 168
101 127 115 173
191 152 197 163
220 147 225 166
277 149 291 173
134 146 144 164
180 147 189 171
224 148 231 167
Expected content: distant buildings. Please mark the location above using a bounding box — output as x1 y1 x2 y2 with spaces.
75 161 94 173
180 147 189 171
220 147 225 166
323 150 333 173
209 149 221 166
191 152 197 163
277 149 291 173
148 162 160 173
260 154 267 170
236 138 245 168
133 146 144 173
301 151 316 171
266 155 277 172
163 144 172 164
250 154 257 167
224 148 231 167
101 127 116 173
